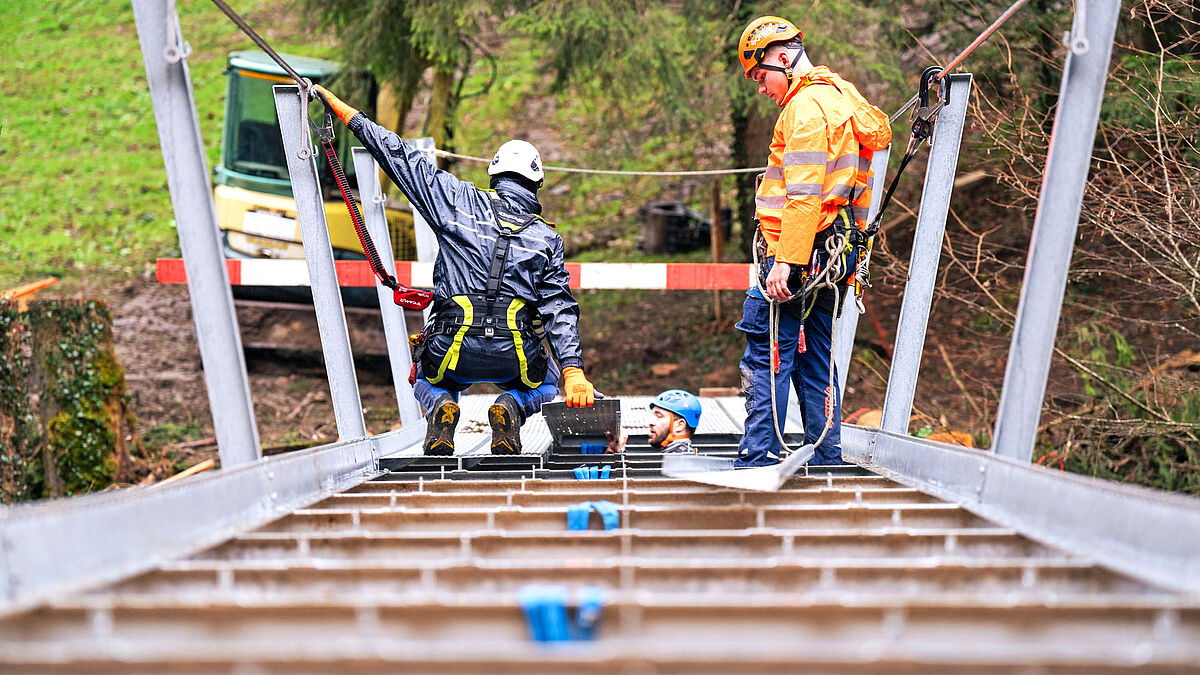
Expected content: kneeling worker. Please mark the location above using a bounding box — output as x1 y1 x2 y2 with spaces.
647 390 702 454
314 85 597 456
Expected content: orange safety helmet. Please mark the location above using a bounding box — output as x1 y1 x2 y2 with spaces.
737 16 803 79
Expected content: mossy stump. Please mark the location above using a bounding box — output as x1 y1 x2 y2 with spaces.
0 299 138 502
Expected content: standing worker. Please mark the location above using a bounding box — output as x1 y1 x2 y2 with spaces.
733 17 891 468
312 85 598 456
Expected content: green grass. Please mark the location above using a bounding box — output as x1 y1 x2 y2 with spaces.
0 0 335 288
0 3 745 290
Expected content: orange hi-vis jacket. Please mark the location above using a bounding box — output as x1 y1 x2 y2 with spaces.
756 66 892 266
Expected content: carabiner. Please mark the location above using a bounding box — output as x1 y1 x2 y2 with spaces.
911 66 945 144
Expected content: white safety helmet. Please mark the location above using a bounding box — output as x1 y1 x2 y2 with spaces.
488 139 544 183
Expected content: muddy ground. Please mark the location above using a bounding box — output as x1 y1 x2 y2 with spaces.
95 274 905 482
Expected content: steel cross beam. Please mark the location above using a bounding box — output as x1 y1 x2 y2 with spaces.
880 73 973 434
350 148 422 426
130 0 260 467
273 86 367 440
991 1 1122 462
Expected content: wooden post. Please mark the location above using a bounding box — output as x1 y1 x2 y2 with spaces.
710 179 724 323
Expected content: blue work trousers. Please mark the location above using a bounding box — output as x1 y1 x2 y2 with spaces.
413 357 561 421
736 294 843 467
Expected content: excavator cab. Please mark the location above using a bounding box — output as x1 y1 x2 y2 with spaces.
213 51 416 306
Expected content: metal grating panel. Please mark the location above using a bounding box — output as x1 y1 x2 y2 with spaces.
698 397 742 435
542 399 621 445
619 397 655 437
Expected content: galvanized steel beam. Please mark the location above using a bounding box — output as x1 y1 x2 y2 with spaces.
409 137 439 323
350 148 421 427
130 0 260 468
0 425 423 614
834 145 892 399
842 425 1200 593
991 2 1122 462
272 85 366 439
880 73 973 434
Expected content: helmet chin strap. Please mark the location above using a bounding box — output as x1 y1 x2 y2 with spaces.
661 412 691 445
757 47 804 84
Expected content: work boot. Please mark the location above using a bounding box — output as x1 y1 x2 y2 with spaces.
423 395 459 456
488 393 524 455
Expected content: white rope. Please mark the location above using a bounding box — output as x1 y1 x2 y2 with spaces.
433 149 766 176
751 228 846 460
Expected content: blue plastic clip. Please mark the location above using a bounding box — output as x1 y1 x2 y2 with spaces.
517 584 570 642
572 586 605 641
518 584 606 643
566 500 620 530
574 465 613 480
580 442 605 455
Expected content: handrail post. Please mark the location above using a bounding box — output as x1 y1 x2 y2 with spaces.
351 148 423 427
410 137 439 324
273 85 367 440
131 0 261 467
833 145 892 400
879 73 973 434
992 2 1121 461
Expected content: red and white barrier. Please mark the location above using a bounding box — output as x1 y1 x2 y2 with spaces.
155 259 756 290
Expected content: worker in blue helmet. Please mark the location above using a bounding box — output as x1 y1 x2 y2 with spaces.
648 390 702 454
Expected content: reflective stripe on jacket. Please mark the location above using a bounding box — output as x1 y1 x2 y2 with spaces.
756 66 889 265
346 114 584 370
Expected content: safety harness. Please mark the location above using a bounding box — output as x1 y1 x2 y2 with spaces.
751 67 946 460
409 192 549 386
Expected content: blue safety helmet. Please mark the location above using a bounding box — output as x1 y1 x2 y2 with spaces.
650 389 702 429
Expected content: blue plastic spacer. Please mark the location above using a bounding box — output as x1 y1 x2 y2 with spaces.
590 500 619 530
567 502 591 530
580 442 605 455
573 586 606 641
599 465 611 479
517 584 570 642
567 501 619 530
573 466 587 480
587 465 599 479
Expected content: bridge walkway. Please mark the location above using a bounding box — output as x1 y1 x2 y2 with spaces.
2 397 1196 672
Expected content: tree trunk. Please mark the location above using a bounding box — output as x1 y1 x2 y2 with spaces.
730 102 776 257
29 339 63 498
426 67 456 169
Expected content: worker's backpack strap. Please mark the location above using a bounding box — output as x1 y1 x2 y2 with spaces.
482 192 540 300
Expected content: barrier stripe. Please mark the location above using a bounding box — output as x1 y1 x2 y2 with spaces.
155 259 756 290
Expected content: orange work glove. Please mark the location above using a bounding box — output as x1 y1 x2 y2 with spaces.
312 84 360 125
562 367 595 408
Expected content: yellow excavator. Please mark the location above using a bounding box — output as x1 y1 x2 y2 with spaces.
214 50 415 306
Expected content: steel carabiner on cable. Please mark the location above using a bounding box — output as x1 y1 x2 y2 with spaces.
911 66 945 144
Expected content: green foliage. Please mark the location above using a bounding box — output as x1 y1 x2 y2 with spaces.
142 422 202 453
0 299 134 501
1103 54 1200 128
1043 321 1200 495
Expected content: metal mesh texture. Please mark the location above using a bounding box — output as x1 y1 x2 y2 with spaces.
541 399 621 445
